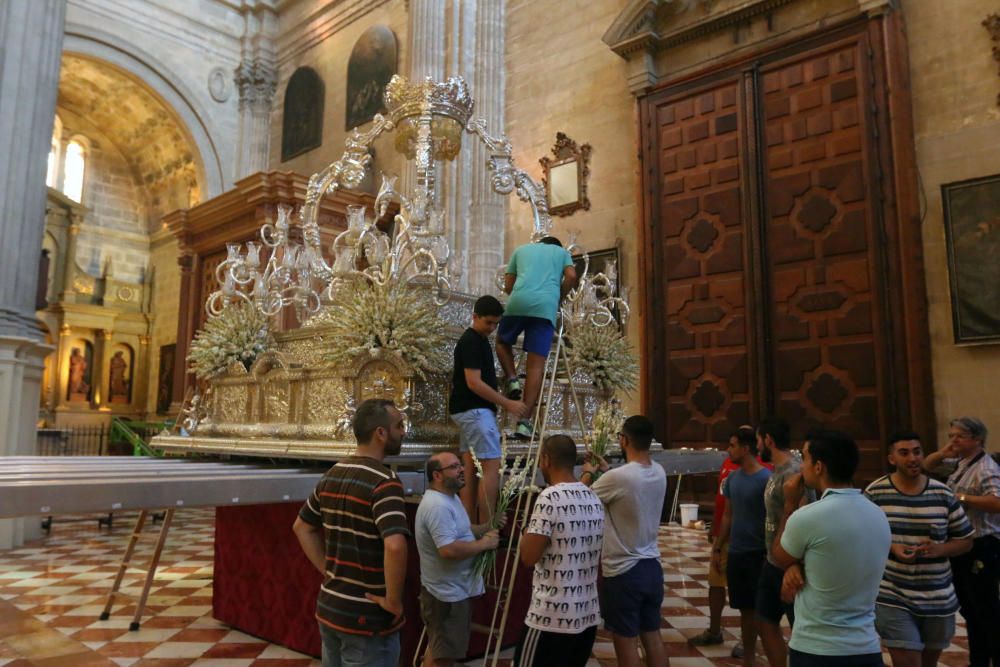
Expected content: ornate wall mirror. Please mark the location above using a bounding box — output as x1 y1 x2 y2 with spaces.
540 132 592 216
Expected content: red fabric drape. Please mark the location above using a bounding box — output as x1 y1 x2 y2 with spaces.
214 502 532 662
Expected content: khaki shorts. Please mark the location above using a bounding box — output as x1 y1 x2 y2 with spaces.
419 587 471 660
708 536 729 588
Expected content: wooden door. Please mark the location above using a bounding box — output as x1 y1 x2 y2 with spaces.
639 17 929 480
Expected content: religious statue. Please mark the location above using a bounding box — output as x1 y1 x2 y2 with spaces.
109 350 130 403
68 347 90 401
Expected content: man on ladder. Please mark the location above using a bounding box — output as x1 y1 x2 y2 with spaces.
496 236 577 440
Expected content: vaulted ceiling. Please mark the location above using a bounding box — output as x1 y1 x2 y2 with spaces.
57 54 202 216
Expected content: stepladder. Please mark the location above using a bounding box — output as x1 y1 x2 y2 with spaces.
100 508 175 630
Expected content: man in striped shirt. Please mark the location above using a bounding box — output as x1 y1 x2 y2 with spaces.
865 431 973 667
293 399 410 667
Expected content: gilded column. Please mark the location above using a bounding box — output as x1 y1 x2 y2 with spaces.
0 0 65 548
135 335 151 418
94 329 113 410
468 0 507 294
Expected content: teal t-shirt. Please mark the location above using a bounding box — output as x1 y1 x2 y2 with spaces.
504 243 574 325
780 488 891 656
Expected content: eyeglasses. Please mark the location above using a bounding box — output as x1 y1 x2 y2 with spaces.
440 462 463 472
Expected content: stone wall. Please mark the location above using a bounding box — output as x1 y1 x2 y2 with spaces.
904 0 1000 450
269 0 408 189
58 110 149 284
504 0 642 411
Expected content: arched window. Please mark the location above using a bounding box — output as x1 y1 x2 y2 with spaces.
46 115 62 188
63 139 86 202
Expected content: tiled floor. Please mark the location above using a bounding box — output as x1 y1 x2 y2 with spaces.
0 510 972 666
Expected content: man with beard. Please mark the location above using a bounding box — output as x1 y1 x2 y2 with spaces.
756 417 814 666
518 434 604 666
416 452 502 666
865 432 973 667
713 425 772 667
293 399 410 667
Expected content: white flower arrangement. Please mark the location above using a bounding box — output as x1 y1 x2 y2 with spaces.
319 279 449 377
566 320 639 394
469 448 533 579
187 302 273 379
589 399 624 462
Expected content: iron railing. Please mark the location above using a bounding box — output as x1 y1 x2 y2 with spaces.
36 419 173 457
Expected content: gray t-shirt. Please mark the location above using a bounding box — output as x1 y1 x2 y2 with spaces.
591 460 667 578
763 452 815 564
415 489 484 602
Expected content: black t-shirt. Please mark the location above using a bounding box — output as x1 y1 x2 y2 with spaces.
449 328 498 414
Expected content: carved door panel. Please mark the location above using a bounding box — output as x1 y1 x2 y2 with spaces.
197 250 226 333
647 78 754 448
760 40 887 478
641 20 922 479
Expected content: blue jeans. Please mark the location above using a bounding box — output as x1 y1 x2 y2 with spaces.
320 624 400 667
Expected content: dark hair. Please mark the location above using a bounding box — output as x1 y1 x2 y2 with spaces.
950 417 988 445
542 434 577 470
425 453 445 482
757 416 790 450
887 430 921 451
540 236 563 247
732 425 758 456
621 415 654 451
805 429 858 484
473 295 504 317
352 399 396 443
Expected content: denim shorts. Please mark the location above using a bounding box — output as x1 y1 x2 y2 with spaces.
600 557 664 637
497 315 555 357
319 624 399 667
874 603 955 651
450 408 501 459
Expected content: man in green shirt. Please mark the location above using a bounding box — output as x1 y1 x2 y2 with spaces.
496 237 576 439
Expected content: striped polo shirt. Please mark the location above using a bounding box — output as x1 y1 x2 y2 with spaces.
299 456 411 636
945 451 1000 538
864 475 974 616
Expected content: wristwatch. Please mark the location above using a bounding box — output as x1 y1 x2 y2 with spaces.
959 493 967 503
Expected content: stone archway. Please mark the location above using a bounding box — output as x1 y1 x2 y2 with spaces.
62 29 225 198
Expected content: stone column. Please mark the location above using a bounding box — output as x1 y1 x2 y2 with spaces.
467 0 507 294
234 58 277 180
402 0 447 198
444 0 477 293
0 0 65 549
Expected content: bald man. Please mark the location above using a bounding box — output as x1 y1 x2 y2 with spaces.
415 452 501 666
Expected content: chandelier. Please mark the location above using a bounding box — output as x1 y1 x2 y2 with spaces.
206 75 554 318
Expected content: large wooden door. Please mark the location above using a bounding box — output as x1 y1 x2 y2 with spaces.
640 17 929 480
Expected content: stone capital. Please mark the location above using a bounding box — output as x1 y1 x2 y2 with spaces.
234 58 277 112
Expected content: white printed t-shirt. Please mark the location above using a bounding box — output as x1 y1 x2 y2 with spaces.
524 481 604 634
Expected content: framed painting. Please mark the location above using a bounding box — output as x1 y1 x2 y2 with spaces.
345 26 398 130
942 174 1000 343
